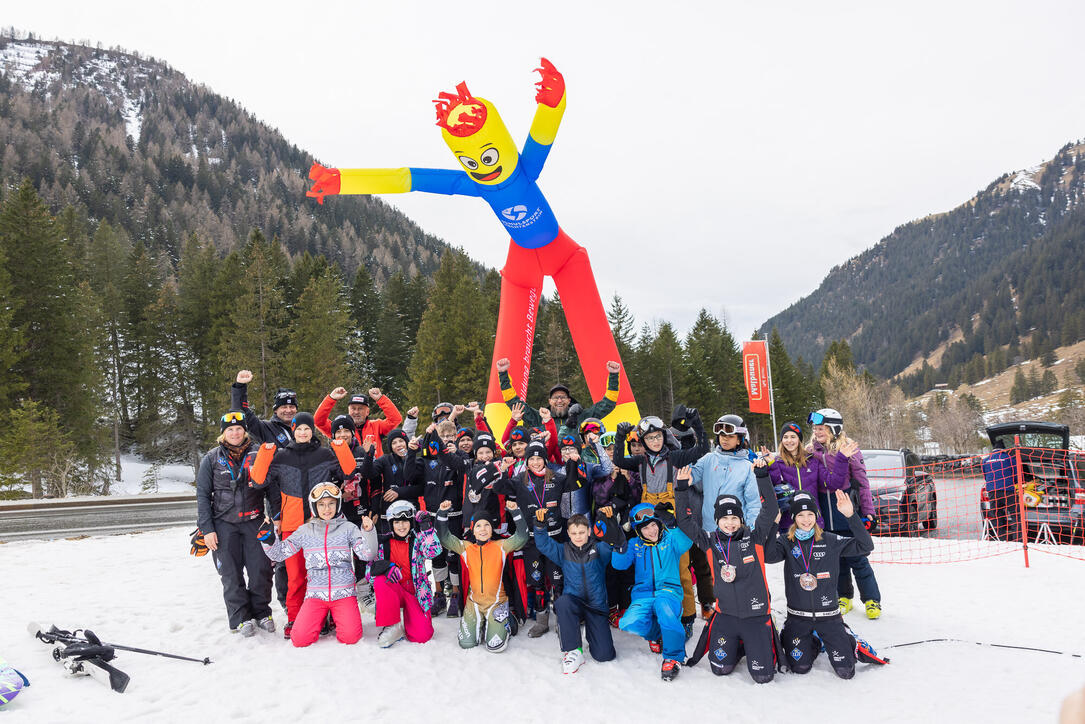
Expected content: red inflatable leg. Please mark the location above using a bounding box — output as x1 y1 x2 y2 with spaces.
484 242 544 434
549 233 640 426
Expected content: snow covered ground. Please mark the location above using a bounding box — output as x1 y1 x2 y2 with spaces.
1 529 1083 721
110 455 196 496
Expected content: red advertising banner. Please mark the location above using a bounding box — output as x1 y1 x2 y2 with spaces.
742 341 771 414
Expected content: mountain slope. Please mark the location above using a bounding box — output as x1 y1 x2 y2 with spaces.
0 37 448 282
759 139 1085 386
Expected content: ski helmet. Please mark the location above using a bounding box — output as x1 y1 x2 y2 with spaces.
637 416 666 436
713 414 748 446
808 408 844 436
630 502 661 539
432 402 454 421
578 417 605 441
308 481 342 517
386 500 417 521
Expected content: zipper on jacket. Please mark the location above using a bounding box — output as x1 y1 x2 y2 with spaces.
324 524 332 599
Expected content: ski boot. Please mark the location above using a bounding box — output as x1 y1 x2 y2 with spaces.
320 612 335 637
864 600 882 620
682 614 695 641
562 648 585 675
232 620 255 638
838 597 853 614
528 607 550 638
282 621 294 640
608 605 624 629
357 582 376 614
256 616 276 634
649 639 662 654
431 591 448 617
378 622 406 649
661 659 681 681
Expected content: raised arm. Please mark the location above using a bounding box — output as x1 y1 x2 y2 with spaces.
520 58 567 181
750 463 781 546
308 164 483 204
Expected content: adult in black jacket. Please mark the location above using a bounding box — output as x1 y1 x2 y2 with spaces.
763 490 877 679
231 369 296 448
195 411 274 636
679 461 782 682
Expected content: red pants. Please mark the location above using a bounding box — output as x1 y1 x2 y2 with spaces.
290 596 363 648
283 531 307 622
374 576 434 643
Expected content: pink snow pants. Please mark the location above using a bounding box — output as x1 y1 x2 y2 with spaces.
290 596 363 647
374 576 434 643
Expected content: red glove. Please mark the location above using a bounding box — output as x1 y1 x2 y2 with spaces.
307 163 341 204
534 58 565 107
386 564 402 584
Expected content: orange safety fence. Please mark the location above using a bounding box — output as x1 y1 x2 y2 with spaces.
857 446 1085 566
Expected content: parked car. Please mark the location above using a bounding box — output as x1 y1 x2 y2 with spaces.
981 421 1085 544
863 448 937 535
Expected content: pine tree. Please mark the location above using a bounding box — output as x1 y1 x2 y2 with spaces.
121 242 165 444
0 222 25 406
681 309 742 424
607 294 637 364
282 268 352 409
177 233 227 442
0 400 79 498
347 264 382 388
1010 368 1029 404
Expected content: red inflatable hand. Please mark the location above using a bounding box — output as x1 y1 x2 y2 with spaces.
534 57 565 108
307 163 341 204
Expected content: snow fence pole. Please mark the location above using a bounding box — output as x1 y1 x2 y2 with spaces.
1014 434 1029 569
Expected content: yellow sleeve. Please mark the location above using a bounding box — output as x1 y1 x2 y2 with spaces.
338 168 412 195
527 94 566 146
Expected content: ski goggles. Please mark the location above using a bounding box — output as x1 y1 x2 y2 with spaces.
221 411 245 426
600 432 616 447
580 422 602 435
713 422 747 435
638 416 665 433
308 482 342 504
808 411 837 425
633 507 657 523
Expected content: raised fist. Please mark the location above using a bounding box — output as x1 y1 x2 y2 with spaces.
407 406 419 418
496 358 510 373
539 407 551 423
616 422 633 437
534 57 565 108
452 404 465 418
606 360 620 374
439 500 453 511
368 388 382 400
307 163 341 204
236 370 253 385
330 387 347 400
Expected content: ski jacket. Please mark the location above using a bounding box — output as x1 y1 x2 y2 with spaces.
436 508 529 609
677 468 779 618
497 366 620 442
462 462 504 531
534 524 612 612
763 514 874 616
368 528 443 613
262 516 377 602
231 382 293 448
809 441 874 528
195 441 266 535
360 446 423 520
613 418 708 508
250 439 357 533
767 454 827 530
314 393 403 458
610 512 694 602
690 446 762 532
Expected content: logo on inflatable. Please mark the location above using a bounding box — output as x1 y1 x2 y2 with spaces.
502 205 528 222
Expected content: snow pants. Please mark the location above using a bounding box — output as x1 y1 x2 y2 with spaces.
458 599 511 653
781 614 856 678
211 518 273 629
554 594 616 661
523 537 563 614
291 596 363 648
832 528 881 603
374 576 434 643
619 593 686 661
702 612 775 683
282 528 308 623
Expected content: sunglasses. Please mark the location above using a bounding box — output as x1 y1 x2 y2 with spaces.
221 411 245 425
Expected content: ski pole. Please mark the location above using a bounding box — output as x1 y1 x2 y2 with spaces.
29 623 212 665
885 638 1082 658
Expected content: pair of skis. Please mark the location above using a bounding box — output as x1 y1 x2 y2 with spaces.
28 623 211 693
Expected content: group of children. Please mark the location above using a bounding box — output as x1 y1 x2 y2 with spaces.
196 362 888 680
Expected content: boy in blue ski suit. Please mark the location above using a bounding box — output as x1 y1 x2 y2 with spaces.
611 499 695 681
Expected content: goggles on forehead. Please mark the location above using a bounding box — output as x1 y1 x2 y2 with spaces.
309 482 341 503
633 508 656 523
808 412 827 425
221 411 245 425
638 416 665 432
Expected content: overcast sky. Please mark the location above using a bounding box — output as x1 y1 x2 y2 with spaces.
9 1 1085 339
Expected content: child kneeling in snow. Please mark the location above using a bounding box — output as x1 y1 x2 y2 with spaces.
367 500 443 648
259 482 376 647
763 490 888 678
436 498 528 653
533 510 622 674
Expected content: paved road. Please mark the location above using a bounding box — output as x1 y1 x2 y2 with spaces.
0 494 196 542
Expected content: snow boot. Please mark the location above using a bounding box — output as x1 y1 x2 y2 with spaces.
864 600 882 619
357 582 376 614
320 613 335 637
232 620 255 637
562 648 585 674
378 622 406 649
838 597 853 614
283 620 294 640
661 659 681 681
432 591 448 617
446 590 462 618
528 608 550 638
256 616 275 634
682 615 695 641
649 639 662 654
608 605 624 629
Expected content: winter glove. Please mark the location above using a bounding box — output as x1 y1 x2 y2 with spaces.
671 404 691 432
368 560 393 577
593 513 628 549
415 510 434 531
654 503 677 528
862 515 878 533
616 422 634 437
674 475 691 492
386 563 403 584
256 525 276 544
189 529 209 557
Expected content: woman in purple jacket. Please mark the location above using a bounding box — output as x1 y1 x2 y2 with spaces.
806 409 882 620
764 422 829 532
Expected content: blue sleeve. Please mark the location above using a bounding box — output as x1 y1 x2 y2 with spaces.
409 168 482 197
610 543 635 570
519 138 552 181
595 541 612 566
669 526 694 555
533 525 564 565
743 467 762 521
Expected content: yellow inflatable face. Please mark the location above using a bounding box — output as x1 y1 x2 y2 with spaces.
438 95 518 186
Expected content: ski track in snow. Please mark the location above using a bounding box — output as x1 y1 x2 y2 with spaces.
1 529 1082 721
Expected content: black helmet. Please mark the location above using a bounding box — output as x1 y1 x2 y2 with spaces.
713 414 748 447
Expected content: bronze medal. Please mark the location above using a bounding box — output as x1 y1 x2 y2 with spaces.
721 564 737 583
799 572 817 591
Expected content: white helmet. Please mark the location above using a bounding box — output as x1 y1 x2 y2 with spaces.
308 482 342 517
385 500 417 521
808 408 844 436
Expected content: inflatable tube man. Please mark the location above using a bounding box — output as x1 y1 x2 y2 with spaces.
308 59 639 434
